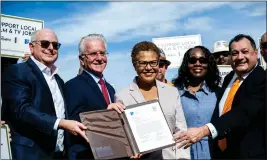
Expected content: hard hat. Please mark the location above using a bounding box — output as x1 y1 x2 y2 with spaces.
212 40 229 53
158 48 171 66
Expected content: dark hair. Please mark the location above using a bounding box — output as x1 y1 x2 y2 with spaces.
131 41 160 64
229 34 256 51
172 46 221 92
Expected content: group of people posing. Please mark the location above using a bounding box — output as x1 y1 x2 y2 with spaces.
1 28 266 160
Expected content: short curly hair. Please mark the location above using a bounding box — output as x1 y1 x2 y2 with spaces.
131 41 160 64
172 45 221 92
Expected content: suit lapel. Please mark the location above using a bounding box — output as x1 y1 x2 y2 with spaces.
26 58 55 111
106 83 115 103
54 74 68 118
232 65 262 107
54 74 64 97
27 58 51 95
156 80 165 106
80 71 107 106
212 71 235 120
129 79 145 103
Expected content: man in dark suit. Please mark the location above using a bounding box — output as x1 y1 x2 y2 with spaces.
175 34 266 159
2 28 88 160
64 34 124 159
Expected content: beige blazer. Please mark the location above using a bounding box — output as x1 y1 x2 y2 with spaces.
115 78 190 159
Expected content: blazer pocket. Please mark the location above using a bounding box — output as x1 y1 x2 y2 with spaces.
11 135 35 147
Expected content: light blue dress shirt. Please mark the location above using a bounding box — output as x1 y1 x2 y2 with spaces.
178 83 217 160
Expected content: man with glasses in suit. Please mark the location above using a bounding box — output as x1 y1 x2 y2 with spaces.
2 28 89 160
64 34 124 160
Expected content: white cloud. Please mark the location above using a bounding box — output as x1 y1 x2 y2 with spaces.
48 2 229 45
249 6 266 17
55 53 80 81
228 2 252 10
184 17 214 31
49 2 265 90
227 2 266 17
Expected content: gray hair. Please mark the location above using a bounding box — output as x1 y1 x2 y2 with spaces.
30 30 39 42
78 34 107 55
30 29 58 42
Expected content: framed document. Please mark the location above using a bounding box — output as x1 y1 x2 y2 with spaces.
79 100 175 159
1 124 12 159
122 100 175 154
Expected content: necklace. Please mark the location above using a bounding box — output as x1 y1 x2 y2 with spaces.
187 83 203 95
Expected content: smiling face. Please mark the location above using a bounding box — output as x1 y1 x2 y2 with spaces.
213 51 231 65
230 38 258 76
29 29 59 67
187 48 208 79
80 39 107 76
134 51 159 84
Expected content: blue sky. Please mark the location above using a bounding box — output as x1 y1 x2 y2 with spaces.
2 2 266 91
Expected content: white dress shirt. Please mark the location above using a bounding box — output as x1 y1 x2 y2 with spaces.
31 56 65 152
206 65 257 139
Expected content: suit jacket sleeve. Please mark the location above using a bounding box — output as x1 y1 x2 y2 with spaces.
2 66 57 135
211 69 266 139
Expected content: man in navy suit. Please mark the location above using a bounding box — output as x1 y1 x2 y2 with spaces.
64 34 123 159
175 34 266 159
2 28 89 160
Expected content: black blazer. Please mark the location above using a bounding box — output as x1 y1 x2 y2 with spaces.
64 70 115 159
2 58 66 159
210 65 266 159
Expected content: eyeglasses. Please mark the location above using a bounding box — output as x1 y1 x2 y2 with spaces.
213 52 229 59
188 57 208 64
83 51 108 57
135 60 159 68
261 42 267 50
32 40 61 50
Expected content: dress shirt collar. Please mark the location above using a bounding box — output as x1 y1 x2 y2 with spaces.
83 69 106 83
232 63 258 81
179 81 209 96
30 56 58 76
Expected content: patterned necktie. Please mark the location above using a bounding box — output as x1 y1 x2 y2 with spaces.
98 78 110 105
218 76 242 151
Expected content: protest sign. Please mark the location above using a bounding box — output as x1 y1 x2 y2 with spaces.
152 34 202 68
1 14 44 58
218 65 232 85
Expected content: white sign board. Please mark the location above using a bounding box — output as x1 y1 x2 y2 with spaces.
152 35 202 68
218 65 232 85
1 14 44 58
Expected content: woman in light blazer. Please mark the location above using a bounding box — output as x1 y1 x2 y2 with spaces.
110 41 190 159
